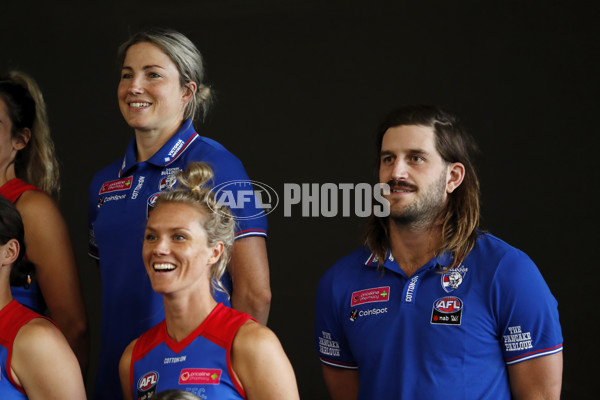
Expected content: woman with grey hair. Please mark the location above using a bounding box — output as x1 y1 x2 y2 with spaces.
119 162 298 400
88 28 271 400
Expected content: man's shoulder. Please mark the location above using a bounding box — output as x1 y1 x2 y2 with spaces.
334 246 373 267
469 232 536 274
474 232 529 259
320 246 373 282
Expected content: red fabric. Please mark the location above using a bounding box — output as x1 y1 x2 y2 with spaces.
0 300 52 393
0 178 41 203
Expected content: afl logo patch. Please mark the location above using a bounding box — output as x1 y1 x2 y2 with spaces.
137 371 159 391
431 296 463 325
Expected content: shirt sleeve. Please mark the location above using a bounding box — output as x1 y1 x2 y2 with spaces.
491 249 563 365
314 265 358 369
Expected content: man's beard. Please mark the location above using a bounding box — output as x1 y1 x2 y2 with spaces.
388 169 447 229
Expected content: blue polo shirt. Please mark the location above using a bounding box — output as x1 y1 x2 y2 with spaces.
315 232 562 399
89 119 267 400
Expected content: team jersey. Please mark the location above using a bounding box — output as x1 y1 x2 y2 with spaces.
0 300 53 399
88 119 267 400
130 303 252 400
315 232 563 399
0 179 44 313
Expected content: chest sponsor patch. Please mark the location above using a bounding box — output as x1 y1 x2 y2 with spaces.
137 371 159 399
178 368 222 385
350 286 390 306
431 296 463 325
99 176 133 194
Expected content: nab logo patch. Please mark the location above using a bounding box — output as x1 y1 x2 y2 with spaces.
431 296 463 325
138 371 159 391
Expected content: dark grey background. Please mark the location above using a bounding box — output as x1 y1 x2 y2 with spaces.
1 1 597 398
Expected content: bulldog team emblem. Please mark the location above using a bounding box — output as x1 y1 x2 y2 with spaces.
441 265 468 293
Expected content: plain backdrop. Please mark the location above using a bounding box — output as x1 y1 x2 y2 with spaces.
1 1 597 398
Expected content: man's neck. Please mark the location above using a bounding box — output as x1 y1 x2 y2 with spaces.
388 220 442 277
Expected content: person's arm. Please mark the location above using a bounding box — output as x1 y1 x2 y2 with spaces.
507 352 563 400
228 236 271 325
322 364 359 400
11 318 86 400
119 339 136 400
16 190 89 371
232 321 299 400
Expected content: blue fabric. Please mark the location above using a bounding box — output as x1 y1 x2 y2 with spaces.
131 304 248 399
0 300 49 400
0 344 27 400
89 120 267 400
315 232 563 399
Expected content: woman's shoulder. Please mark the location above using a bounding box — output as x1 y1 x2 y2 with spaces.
14 188 61 217
234 319 280 354
13 316 61 353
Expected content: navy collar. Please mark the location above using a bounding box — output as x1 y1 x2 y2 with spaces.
119 119 199 177
364 248 454 275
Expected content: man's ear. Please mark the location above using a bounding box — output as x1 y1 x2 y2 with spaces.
0 239 20 268
12 128 31 151
446 162 465 194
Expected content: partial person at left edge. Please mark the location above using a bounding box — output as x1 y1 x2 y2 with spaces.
0 71 89 371
0 195 86 399
88 28 271 400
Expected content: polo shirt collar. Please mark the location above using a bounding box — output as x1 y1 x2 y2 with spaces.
119 119 199 177
364 248 454 274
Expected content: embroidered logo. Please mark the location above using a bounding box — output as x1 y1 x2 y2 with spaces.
431 296 463 325
99 176 133 194
159 173 178 191
441 264 468 293
503 325 534 352
137 371 159 394
178 369 222 385
165 139 185 162
146 192 161 218
350 286 390 306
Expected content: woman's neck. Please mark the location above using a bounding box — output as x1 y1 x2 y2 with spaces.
0 164 17 187
134 120 185 162
162 291 217 342
0 277 14 311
